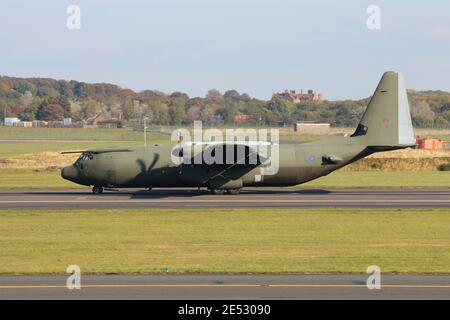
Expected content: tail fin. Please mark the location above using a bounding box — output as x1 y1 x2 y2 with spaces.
351 71 416 148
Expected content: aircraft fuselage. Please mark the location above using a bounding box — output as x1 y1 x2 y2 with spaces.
61 136 371 189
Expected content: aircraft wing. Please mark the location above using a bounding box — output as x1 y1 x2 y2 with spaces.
61 148 134 155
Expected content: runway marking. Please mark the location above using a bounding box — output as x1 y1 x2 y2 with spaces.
268 284 450 288
1 284 450 289
0 284 260 289
1 200 450 204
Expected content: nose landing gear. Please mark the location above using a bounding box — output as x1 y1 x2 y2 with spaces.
92 186 104 194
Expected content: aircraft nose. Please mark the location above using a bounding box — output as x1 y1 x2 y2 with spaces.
61 165 78 181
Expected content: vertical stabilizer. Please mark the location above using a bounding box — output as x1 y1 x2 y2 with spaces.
351 71 416 148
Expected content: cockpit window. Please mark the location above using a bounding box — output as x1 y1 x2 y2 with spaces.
77 152 94 162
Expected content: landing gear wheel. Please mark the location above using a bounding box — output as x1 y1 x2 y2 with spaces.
226 188 241 195
92 186 103 194
210 189 225 195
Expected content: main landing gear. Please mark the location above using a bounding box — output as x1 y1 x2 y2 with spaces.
226 188 241 195
92 186 104 194
210 188 241 195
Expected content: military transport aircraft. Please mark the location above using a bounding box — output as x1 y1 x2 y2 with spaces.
61 71 416 194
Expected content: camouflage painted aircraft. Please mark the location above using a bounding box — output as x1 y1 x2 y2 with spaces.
61 71 416 194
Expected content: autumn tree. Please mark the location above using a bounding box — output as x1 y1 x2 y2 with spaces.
206 89 224 105
36 104 65 121
18 104 38 121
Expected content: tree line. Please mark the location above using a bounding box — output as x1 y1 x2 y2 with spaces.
1 76 449 128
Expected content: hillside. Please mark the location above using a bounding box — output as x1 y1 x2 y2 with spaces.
1 75 449 128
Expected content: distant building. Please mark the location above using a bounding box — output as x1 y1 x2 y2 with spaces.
98 120 120 129
294 122 330 135
272 89 322 103
85 113 120 129
233 114 250 122
4 117 20 126
63 118 72 126
32 120 48 127
17 121 33 127
416 137 443 149
46 120 65 128
443 141 450 150
86 114 111 125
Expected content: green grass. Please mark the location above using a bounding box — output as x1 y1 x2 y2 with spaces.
0 169 77 189
0 126 171 141
0 141 145 157
0 126 322 143
0 169 447 189
0 208 448 274
300 171 450 189
430 134 450 140
1 125 448 142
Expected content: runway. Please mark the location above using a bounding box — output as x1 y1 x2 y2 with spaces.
1 274 449 300
0 188 449 209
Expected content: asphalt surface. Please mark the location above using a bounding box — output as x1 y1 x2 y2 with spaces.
1 274 449 300
0 188 449 209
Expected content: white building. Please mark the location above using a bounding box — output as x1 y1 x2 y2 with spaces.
294 122 330 135
4 117 20 126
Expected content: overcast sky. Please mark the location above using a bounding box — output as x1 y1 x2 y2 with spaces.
0 0 449 100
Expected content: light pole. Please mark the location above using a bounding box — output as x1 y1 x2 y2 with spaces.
143 117 148 147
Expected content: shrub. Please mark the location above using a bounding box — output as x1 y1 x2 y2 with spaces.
437 163 450 171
